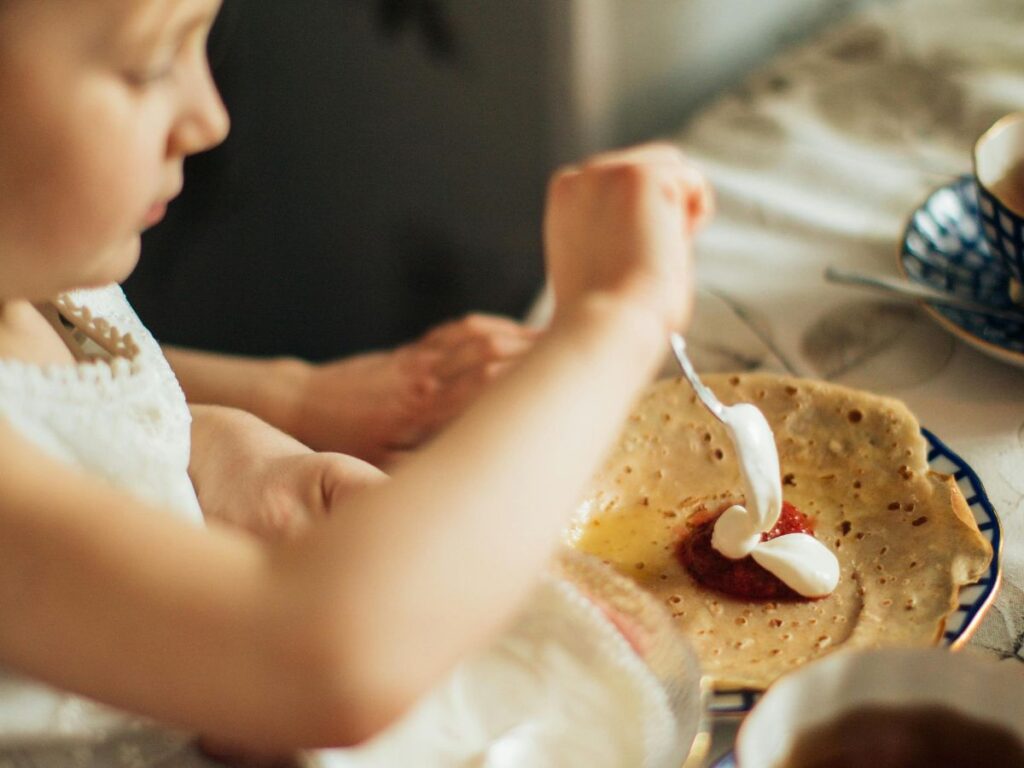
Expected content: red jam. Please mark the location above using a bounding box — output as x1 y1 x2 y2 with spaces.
678 501 816 600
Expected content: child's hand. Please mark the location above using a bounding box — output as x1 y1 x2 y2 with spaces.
544 143 712 333
224 451 387 539
290 314 539 467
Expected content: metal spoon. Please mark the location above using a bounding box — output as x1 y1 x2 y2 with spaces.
669 333 727 424
824 266 1024 322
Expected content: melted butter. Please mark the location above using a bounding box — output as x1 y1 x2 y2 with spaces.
713 403 840 598
572 505 681 586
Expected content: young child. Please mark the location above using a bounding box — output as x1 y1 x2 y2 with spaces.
0 1 712 766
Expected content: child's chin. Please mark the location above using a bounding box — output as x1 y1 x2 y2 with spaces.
93 235 142 286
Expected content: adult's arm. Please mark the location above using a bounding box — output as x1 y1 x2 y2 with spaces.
164 312 537 466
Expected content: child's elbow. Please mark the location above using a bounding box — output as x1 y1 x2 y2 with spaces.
303 684 410 749
285 624 420 749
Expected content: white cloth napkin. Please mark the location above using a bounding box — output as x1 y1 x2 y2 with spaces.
308 552 701 768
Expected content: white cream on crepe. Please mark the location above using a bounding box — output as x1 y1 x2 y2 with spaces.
712 403 840 598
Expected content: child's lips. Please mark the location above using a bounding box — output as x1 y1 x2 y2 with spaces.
143 201 168 227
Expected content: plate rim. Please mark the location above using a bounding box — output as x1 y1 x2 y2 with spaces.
708 426 1003 717
896 175 1024 368
922 427 1003 649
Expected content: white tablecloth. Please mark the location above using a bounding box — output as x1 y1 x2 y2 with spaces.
673 0 1024 667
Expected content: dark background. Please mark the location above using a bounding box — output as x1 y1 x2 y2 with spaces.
127 0 863 360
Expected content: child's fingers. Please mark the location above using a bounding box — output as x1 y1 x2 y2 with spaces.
401 314 537 383
391 359 518 449
420 313 539 347
579 141 690 170
432 333 534 381
553 143 713 237
639 158 712 237
686 171 715 234
549 143 695 200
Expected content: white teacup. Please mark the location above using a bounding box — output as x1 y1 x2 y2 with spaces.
735 648 1024 768
974 111 1024 306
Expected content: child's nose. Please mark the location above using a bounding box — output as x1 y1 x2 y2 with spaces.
171 70 231 158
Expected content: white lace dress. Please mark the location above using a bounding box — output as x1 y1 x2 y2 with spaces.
0 286 697 768
0 285 219 767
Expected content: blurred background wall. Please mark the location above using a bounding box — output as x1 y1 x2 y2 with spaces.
128 0 872 360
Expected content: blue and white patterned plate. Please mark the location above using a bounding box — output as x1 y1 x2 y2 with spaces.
898 175 1024 367
709 428 1002 717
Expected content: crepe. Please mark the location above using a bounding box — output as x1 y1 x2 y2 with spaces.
568 373 993 690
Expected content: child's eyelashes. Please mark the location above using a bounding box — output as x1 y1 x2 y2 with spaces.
121 39 192 89
123 62 176 88
118 16 217 91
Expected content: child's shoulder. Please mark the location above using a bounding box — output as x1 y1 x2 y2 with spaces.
0 284 201 522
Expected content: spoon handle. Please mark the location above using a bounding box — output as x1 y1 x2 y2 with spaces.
670 333 728 424
824 266 1023 321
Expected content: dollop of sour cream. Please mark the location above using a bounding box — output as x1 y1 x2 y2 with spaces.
710 403 839 598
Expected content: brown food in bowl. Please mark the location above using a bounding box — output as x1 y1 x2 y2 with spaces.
779 704 1024 768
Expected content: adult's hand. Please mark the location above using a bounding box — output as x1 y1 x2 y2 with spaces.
166 314 538 468
284 313 539 466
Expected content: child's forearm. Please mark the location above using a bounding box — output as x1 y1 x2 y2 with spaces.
279 292 667 722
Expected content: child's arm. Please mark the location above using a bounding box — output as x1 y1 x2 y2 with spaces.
186 403 386 539
0 144 710 751
163 312 538 467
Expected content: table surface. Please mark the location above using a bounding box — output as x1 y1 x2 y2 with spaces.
668 0 1024 761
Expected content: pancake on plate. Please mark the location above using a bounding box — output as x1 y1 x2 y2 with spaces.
567 373 993 691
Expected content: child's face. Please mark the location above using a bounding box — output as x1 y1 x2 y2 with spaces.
0 0 229 300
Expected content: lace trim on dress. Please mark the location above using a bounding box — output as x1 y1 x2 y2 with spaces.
50 295 141 364
0 288 175 399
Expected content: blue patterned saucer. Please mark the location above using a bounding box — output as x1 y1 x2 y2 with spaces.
898 175 1024 367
